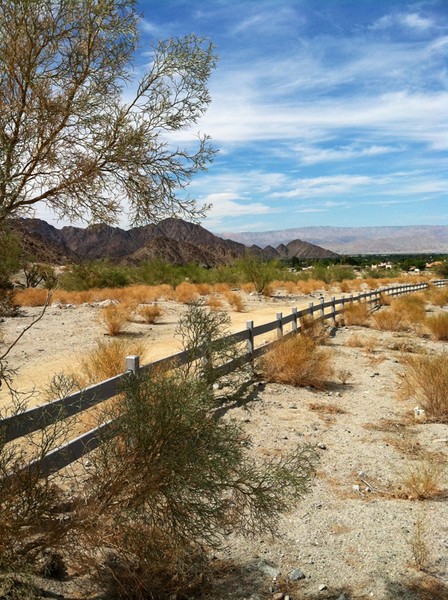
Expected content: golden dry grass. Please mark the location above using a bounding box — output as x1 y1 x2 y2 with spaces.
136 303 163 324
398 353 448 422
260 335 333 389
299 314 328 345
224 291 245 312
426 286 448 308
398 458 446 500
206 294 224 310
425 312 448 340
74 338 147 387
100 302 133 336
342 301 370 326
372 308 406 331
174 282 200 304
14 288 49 306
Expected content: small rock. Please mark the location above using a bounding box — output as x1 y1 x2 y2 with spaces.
318 584 328 591
289 568 305 581
272 593 284 600
288 403 298 409
317 443 327 450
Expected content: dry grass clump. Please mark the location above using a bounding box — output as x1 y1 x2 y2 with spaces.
425 312 448 340
296 279 325 295
75 338 146 386
224 291 245 312
13 288 49 306
345 334 377 353
342 301 370 326
174 282 199 304
426 286 448 308
240 282 255 294
372 308 406 331
392 294 427 325
336 368 352 384
212 283 231 294
308 402 346 415
206 294 223 310
299 315 328 345
260 335 333 389
136 303 163 324
398 458 446 500
398 353 448 422
100 302 133 336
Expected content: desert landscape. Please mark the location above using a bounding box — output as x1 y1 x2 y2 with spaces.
1 282 447 600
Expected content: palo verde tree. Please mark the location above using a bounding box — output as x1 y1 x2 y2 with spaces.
0 0 217 227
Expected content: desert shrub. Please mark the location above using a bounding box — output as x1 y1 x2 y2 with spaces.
174 281 199 304
206 294 223 310
176 301 240 385
299 315 328 345
13 287 49 307
261 335 333 389
372 308 406 331
343 301 370 326
224 291 245 312
398 458 445 500
77 370 318 600
59 261 132 291
425 312 448 341
75 338 146 386
392 294 426 325
136 303 163 324
427 286 448 307
236 254 281 295
398 353 448 422
100 302 133 336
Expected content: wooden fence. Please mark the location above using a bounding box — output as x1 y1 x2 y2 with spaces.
1 279 447 478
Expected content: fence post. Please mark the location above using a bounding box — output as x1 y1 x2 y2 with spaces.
125 355 140 374
291 307 298 332
309 301 314 317
276 313 283 339
331 297 336 325
246 320 254 358
320 297 325 319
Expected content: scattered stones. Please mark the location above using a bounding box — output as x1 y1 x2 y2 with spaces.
317 442 327 450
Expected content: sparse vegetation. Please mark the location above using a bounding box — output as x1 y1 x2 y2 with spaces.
342 301 370 326
398 353 448 422
100 302 133 336
425 312 448 341
261 335 333 389
398 458 445 500
136 303 163 324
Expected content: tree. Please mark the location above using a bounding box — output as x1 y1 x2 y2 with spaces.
0 0 217 227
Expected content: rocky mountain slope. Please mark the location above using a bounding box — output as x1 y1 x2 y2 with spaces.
221 225 448 254
10 218 338 265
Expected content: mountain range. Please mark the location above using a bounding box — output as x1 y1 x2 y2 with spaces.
220 225 448 255
11 218 338 266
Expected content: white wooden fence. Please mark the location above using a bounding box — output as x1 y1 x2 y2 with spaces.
1 279 446 478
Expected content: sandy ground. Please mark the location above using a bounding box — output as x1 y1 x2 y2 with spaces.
0 291 447 599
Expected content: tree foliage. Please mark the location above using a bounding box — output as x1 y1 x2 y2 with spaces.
0 0 217 226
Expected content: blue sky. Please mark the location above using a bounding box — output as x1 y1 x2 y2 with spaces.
134 0 448 234
37 0 448 233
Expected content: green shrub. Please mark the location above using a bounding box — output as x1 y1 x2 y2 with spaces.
77 370 317 599
59 261 132 290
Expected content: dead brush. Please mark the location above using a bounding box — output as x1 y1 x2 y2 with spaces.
398 353 448 422
396 457 446 500
100 302 133 336
260 335 333 390
74 338 146 387
392 295 427 326
206 294 223 310
136 303 163 324
425 312 448 341
13 288 49 307
426 286 448 308
336 368 352 384
299 314 328 345
174 282 199 304
372 308 406 331
342 301 370 326
345 333 377 353
224 291 245 312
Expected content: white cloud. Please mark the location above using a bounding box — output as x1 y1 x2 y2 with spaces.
371 11 434 32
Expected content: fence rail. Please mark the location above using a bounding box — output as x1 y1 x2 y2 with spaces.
2 279 446 478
